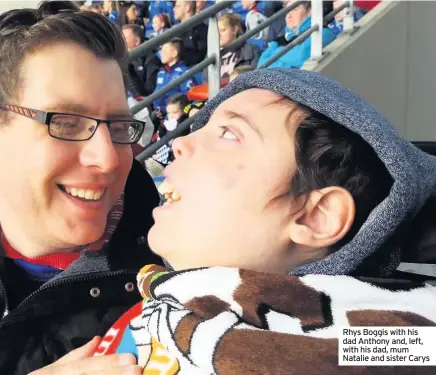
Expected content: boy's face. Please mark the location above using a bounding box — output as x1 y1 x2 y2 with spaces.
166 103 184 120
161 43 178 65
149 89 310 273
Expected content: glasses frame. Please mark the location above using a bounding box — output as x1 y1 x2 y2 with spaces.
0 103 145 145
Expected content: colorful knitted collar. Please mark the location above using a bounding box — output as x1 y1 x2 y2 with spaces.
0 192 124 281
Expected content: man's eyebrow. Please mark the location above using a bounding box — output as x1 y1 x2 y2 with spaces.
43 103 132 119
224 109 264 141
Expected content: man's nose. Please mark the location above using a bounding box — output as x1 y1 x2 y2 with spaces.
79 124 120 173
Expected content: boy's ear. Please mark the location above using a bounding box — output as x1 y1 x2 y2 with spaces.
288 187 355 249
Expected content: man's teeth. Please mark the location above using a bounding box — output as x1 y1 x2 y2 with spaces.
158 181 181 203
64 186 105 201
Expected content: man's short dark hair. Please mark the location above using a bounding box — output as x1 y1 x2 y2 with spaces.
122 23 145 44
0 0 127 123
290 109 394 252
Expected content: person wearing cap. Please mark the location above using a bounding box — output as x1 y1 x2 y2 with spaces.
93 67 436 374
0 1 161 374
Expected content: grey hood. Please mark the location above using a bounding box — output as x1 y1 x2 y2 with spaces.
193 68 436 276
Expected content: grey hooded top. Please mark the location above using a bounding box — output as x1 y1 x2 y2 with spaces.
192 68 436 277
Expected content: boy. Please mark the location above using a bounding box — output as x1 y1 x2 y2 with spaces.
241 0 269 40
152 38 194 113
146 94 190 177
94 68 436 373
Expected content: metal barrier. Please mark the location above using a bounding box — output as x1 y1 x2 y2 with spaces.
133 0 356 162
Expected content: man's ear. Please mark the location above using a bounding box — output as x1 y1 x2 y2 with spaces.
288 187 355 248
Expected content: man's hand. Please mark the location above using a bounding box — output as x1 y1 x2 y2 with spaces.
28 337 142 375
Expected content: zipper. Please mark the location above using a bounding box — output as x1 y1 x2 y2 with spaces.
0 272 10 319
0 269 138 328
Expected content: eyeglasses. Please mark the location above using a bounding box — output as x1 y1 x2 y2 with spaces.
0 104 145 145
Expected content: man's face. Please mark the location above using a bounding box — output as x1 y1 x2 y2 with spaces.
196 0 206 12
0 42 133 257
149 89 306 273
160 43 177 65
173 0 186 21
285 3 310 30
166 103 184 120
122 28 141 51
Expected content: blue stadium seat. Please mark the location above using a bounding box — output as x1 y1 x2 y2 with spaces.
247 38 267 52
194 72 203 85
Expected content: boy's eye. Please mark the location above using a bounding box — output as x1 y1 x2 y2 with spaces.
220 127 238 140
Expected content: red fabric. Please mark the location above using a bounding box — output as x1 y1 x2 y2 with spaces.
1 234 79 270
355 1 380 11
94 302 143 356
0 192 125 270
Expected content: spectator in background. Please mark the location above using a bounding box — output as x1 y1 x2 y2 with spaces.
196 0 214 13
242 0 269 40
328 0 366 36
125 3 144 27
173 0 208 66
146 94 190 177
151 13 172 37
103 0 120 24
258 1 335 69
89 3 103 14
146 0 175 38
123 24 162 97
204 13 260 82
229 65 254 82
153 39 195 113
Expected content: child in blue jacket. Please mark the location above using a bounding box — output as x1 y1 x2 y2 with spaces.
153 38 195 113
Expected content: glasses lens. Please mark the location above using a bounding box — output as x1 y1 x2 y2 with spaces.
110 121 144 144
49 114 97 141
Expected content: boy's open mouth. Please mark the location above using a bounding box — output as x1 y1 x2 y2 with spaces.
158 181 181 205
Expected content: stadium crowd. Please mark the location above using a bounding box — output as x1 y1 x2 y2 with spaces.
75 0 373 174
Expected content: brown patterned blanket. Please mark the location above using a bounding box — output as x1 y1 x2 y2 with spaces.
95 265 436 374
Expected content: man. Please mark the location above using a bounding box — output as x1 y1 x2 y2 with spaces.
173 0 207 66
0 1 161 374
122 24 162 97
